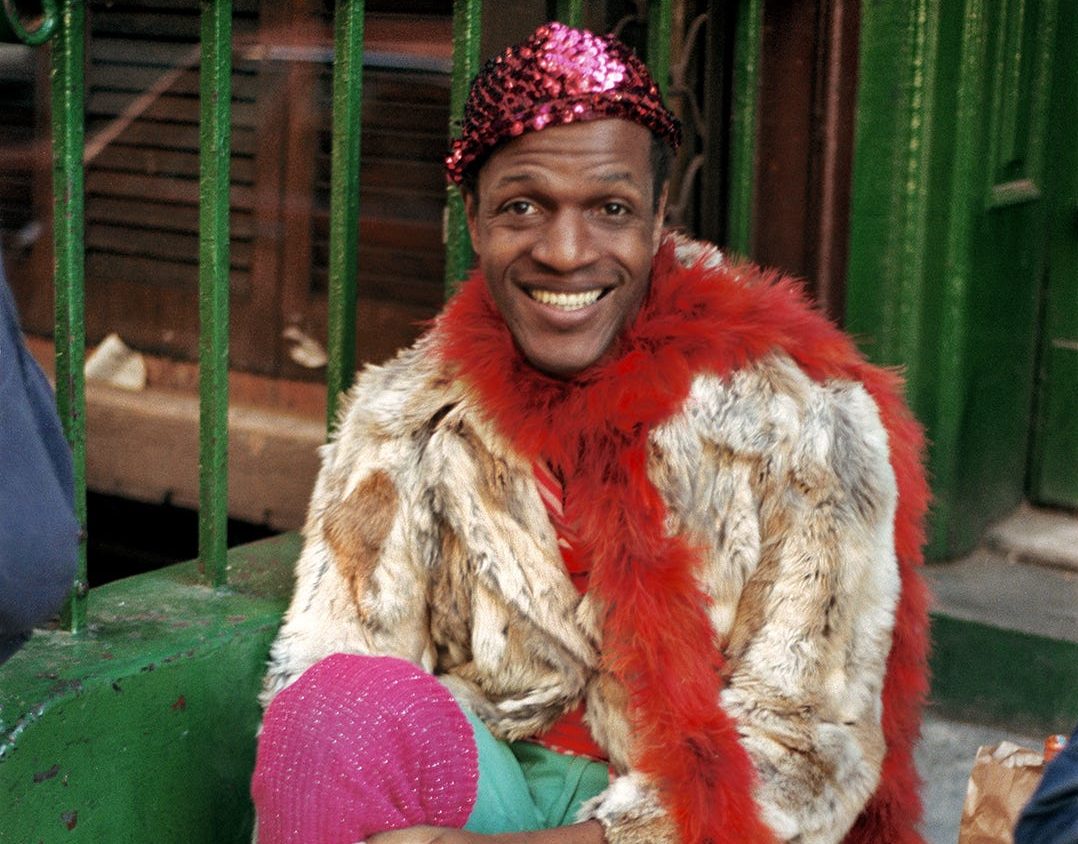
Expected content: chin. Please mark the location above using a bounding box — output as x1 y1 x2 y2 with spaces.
524 348 604 378
516 330 617 378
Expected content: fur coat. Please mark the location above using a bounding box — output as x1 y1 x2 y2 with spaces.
261 235 929 844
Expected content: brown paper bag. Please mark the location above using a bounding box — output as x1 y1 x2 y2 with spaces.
958 741 1045 844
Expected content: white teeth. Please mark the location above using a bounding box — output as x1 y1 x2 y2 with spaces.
528 288 603 310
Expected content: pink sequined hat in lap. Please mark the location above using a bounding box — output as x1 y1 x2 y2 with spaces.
446 21 682 185
251 653 479 844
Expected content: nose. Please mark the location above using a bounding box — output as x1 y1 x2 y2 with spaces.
530 209 598 273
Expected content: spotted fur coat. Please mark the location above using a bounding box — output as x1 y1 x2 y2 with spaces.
261 236 929 844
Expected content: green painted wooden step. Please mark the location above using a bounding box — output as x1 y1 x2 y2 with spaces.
0 534 298 843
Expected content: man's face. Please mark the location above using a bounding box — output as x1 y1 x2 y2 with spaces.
464 119 667 378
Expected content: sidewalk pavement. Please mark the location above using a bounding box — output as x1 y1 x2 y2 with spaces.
917 708 1041 843
916 504 1077 842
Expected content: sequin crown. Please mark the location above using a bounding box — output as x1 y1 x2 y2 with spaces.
446 22 682 185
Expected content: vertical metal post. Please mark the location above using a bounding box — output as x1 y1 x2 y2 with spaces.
646 0 673 97
556 0 584 27
199 0 233 586
444 0 482 293
727 0 762 256
50 0 88 630
325 0 365 432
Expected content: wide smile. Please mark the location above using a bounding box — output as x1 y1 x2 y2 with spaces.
525 286 611 311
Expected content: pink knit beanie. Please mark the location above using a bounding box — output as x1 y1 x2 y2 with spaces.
251 653 479 843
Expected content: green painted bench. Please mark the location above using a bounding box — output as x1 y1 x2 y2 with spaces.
0 534 299 843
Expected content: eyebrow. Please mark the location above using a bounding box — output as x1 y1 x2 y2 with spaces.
492 169 638 189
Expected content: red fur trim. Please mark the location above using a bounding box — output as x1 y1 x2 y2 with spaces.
438 239 929 843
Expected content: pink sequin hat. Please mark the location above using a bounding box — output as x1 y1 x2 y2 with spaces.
251 653 478 844
445 21 682 185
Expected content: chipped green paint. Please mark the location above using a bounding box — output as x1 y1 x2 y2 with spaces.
325 0 366 431
646 0 673 99
847 0 1059 557
444 0 482 293
0 534 299 843
0 0 58 45
726 0 761 257
1031 3 1078 507
198 0 233 586
555 0 583 27
50 0 88 630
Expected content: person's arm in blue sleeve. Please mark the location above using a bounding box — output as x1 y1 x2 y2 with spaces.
1014 724 1078 844
0 249 79 663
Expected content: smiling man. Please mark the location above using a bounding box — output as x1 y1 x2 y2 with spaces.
253 23 930 844
464 118 663 379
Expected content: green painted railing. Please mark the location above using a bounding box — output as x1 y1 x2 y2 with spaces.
198 0 234 587
444 0 482 292
326 0 366 430
2 0 679 631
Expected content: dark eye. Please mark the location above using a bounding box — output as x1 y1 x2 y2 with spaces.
602 201 630 216
502 200 536 216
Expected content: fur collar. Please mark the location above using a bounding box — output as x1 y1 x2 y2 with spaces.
437 237 929 843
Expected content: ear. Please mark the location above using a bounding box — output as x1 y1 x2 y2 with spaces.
463 188 481 251
651 181 669 253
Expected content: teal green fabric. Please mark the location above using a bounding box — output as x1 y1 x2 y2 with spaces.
459 707 610 833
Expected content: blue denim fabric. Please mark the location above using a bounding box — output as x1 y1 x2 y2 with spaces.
0 249 78 663
1014 724 1078 844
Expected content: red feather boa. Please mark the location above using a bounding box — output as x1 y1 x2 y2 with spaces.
438 240 930 843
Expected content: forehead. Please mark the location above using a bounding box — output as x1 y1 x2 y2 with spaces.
477 119 653 193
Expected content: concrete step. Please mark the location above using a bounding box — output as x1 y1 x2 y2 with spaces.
986 503 1078 574
924 506 1078 736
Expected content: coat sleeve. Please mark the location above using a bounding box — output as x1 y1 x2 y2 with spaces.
260 364 441 706
0 261 79 664
715 368 901 843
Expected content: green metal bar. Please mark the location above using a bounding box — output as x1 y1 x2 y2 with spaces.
727 0 762 256
646 0 673 98
556 0 584 27
445 0 482 294
51 0 87 631
325 0 365 431
198 0 233 587
1 0 58 45
929 0 986 558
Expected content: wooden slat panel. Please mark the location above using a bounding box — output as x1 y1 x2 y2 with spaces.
91 12 204 40
361 73 452 105
355 217 443 252
89 64 260 101
87 223 253 268
86 252 246 294
90 11 258 40
91 145 255 184
360 130 449 163
307 230 445 304
351 186 444 222
88 196 255 240
95 0 259 14
313 158 441 193
90 37 199 68
90 37 261 74
86 171 255 209
87 92 258 127
84 120 259 155
356 101 449 134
